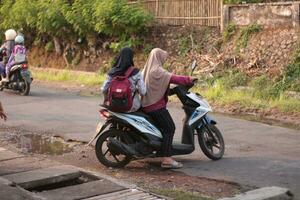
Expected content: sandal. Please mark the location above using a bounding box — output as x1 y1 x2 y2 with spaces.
161 160 183 169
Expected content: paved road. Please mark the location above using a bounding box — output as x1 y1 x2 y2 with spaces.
1 85 300 199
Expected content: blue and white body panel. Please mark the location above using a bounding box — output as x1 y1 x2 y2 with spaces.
188 106 211 126
186 92 213 126
108 111 163 139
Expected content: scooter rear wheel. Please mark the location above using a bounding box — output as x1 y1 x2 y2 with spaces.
95 129 131 168
197 124 225 160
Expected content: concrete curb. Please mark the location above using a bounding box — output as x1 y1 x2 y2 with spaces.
219 186 293 200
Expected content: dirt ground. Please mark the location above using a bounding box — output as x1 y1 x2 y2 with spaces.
0 125 243 200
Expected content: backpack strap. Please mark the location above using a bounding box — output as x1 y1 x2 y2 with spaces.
124 67 135 78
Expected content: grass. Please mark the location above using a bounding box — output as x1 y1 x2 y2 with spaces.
271 97 300 113
236 22 262 52
152 188 213 200
32 68 106 86
202 88 300 114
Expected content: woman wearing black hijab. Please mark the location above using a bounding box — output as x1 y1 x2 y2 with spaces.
101 47 146 112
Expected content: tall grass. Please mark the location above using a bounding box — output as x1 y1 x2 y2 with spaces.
196 71 300 114
32 68 106 86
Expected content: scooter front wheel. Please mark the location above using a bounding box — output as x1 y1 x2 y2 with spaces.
95 129 131 168
197 124 225 160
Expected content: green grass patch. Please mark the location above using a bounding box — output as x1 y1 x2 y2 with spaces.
199 84 299 114
195 70 300 115
152 188 213 200
236 22 262 51
32 68 106 86
223 23 236 42
271 97 300 113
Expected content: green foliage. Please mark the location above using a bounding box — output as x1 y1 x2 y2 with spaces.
250 75 275 99
64 0 95 37
93 0 153 37
45 41 54 52
0 0 153 43
32 68 106 86
109 38 142 53
223 23 236 41
0 0 38 30
237 22 262 50
216 70 248 89
177 36 190 55
143 43 154 54
35 1 71 37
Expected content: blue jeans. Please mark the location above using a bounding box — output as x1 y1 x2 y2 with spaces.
0 62 5 77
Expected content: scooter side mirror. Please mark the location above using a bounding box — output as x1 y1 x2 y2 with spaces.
190 60 197 76
191 60 197 70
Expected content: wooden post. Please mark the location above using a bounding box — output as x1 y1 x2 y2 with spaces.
292 2 300 28
155 0 159 18
220 0 224 31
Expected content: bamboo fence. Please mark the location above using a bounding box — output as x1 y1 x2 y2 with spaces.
130 0 222 26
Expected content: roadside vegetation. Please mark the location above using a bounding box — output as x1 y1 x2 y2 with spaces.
195 62 300 114
32 68 106 86
0 0 153 53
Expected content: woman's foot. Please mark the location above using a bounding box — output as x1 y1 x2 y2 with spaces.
161 157 183 169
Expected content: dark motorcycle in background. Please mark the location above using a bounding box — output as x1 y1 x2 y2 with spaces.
0 49 33 96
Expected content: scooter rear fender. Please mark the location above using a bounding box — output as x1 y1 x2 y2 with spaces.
87 120 111 146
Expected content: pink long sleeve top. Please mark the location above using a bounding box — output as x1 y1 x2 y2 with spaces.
142 74 192 113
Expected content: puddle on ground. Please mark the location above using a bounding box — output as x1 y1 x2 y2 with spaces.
16 134 73 155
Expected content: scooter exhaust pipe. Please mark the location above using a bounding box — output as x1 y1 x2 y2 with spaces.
107 138 137 157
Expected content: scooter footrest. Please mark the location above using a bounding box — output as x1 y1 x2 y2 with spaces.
172 143 194 155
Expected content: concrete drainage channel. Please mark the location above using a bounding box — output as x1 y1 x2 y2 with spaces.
0 165 165 200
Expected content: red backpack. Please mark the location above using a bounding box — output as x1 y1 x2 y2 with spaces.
107 67 135 112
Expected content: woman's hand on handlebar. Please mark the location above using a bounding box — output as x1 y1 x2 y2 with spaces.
191 77 198 83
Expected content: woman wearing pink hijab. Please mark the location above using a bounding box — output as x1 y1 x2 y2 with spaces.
142 48 194 169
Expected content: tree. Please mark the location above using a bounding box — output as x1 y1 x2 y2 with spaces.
36 0 72 54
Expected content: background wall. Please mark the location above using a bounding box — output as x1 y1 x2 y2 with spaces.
223 1 300 28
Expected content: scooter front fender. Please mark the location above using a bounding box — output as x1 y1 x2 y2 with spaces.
198 114 217 129
87 120 110 146
205 115 217 125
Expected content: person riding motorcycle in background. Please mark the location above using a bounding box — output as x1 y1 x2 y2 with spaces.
2 35 27 82
0 29 17 81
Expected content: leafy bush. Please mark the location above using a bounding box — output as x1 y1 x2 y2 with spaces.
36 1 71 37
45 41 54 52
220 71 248 89
109 38 142 53
177 36 190 55
0 0 38 30
237 22 262 50
0 0 153 47
223 23 236 41
250 75 274 99
64 0 95 37
93 0 153 37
